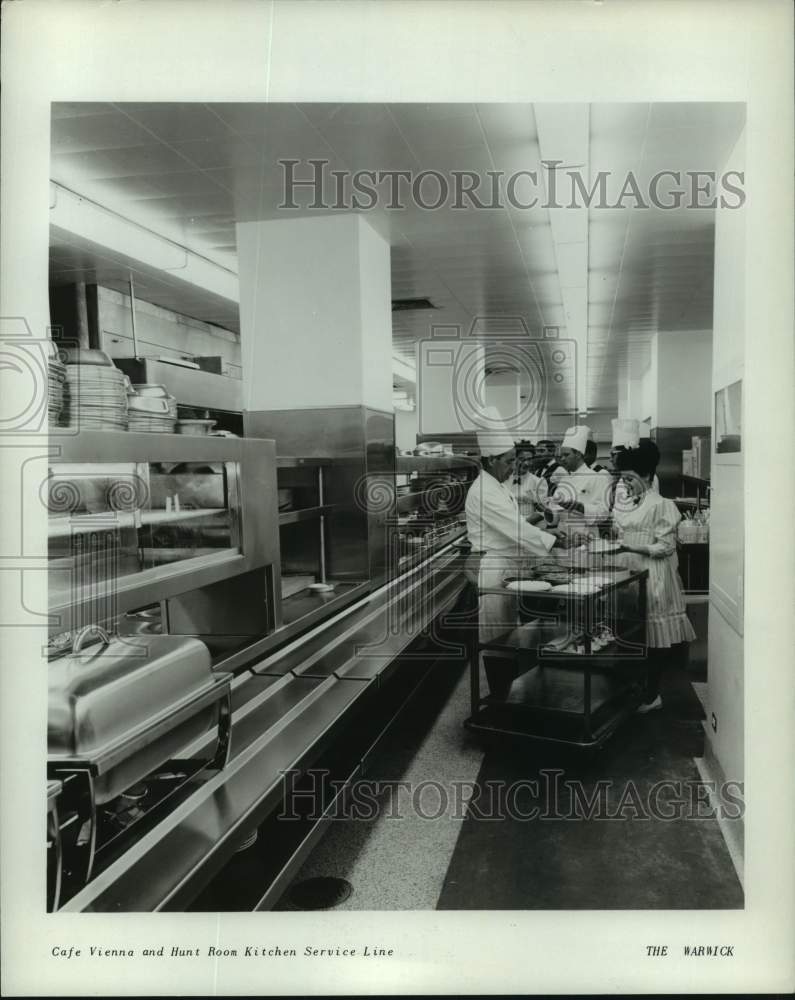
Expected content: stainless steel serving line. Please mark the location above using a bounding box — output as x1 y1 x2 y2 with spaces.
60 541 468 912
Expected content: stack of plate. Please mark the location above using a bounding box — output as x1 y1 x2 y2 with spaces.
47 356 66 425
127 393 176 433
61 358 129 431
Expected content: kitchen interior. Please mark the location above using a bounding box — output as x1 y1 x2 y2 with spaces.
44 101 746 913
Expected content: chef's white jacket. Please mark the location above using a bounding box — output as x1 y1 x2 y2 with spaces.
510 470 544 504
465 470 556 558
550 465 611 526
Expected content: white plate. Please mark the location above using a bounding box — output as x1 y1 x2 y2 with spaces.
505 580 553 593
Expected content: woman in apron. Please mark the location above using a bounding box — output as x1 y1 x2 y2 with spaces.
611 441 696 711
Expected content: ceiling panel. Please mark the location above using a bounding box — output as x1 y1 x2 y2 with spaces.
50 100 745 415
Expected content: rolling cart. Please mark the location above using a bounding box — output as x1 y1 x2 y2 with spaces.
464 566 649 749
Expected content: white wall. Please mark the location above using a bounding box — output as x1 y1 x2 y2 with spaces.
415 339 485 436
484 376 521 429
358 218 394 413
394 406 419 452
705 129 745 792
656 329 713 426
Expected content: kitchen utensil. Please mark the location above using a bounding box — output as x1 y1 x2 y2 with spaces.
58 347 115 367
127 396 170 414
129 383 178 416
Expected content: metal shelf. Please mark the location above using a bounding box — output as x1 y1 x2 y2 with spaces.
48 507 227 538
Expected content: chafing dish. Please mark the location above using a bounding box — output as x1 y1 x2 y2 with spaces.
48 627 232 805
47 626 232 909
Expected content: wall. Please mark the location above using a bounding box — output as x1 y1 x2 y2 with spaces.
96 286 243 378
704 129 745 799
394 406 419 452
656 329 713 426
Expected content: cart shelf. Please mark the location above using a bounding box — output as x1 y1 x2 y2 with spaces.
465 568 649 749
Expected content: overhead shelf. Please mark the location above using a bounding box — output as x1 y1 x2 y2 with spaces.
48 507 226 538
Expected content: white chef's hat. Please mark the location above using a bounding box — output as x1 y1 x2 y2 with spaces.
638 420 651 439
561 424 591 455
611 418 640 449
476 406 516 457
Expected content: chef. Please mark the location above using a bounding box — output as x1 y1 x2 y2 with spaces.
464 408 566 698
547 424 611 542
510 441 545 518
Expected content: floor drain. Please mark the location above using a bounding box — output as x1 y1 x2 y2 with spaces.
286 876 353 910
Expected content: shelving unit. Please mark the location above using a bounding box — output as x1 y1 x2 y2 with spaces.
390 453 479 575
275 456 369 630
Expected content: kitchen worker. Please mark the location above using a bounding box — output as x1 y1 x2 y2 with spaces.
510 441 545 519
464 408 567 698
584 438 611 475
610 418 659 509
610 440 696 712
546 424 611 543
533 441 565 496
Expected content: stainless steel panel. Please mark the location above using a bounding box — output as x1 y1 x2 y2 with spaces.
114 358 242 413
61 675 371 911
245 406 364 458
253 763 362 911
165 567 274 645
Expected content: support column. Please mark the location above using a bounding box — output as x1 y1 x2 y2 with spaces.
237 214 395 587
237 214 392 418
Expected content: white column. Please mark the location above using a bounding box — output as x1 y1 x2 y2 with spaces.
237 214 393 412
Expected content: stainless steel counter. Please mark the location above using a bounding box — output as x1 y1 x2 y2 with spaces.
60 540 467 911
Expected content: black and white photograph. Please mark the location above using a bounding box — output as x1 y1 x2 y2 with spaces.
1 1 793 996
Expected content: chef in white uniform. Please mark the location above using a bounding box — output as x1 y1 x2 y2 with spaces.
464 409 565 697
547 424 611 543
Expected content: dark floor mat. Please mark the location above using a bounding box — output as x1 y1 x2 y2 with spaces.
438 694 742 910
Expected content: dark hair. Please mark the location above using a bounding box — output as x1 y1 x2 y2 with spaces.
515 439 535 456
584 439 598 465
614 439 660 478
